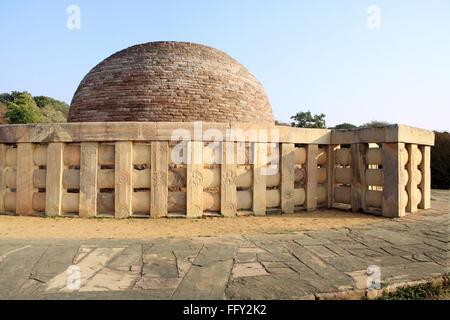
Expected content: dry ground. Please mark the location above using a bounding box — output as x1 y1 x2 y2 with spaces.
0 208 393 239
1 189 446 239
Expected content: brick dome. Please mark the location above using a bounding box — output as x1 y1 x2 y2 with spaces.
68 41 274 124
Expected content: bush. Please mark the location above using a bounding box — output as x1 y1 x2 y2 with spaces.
377 282 449 300
290 111 326 128
360 120 391 128
333 123 358 130
431 131 450 189
34 96 69 118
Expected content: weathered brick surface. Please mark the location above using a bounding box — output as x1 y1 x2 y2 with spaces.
68 42 274 124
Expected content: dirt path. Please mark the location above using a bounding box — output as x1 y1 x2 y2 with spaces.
0 208 385 239
1 189 446 240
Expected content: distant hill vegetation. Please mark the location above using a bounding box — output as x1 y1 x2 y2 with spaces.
0 91 69 124
431 131 450 190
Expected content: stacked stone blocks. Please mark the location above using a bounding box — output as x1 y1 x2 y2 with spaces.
68 42 274 125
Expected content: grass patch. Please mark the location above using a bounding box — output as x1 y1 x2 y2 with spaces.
0 212 17 216
377 282 449 300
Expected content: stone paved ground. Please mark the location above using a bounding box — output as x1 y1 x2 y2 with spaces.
0 191 447 300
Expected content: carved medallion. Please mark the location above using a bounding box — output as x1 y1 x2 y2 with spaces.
116 171 129 184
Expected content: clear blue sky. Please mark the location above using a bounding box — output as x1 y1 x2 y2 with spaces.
0 0 449 131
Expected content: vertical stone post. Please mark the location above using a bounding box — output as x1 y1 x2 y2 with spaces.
221 141 237 217
281 143 295 214
305 144 318 211
79 142 98 218
45 143 64 217
382 143 407 217
406 144 419 213
151 141 168 218
187 141 203 218
326 145 337 208
351 143 368 212
16 143 34 215
252 142 266 216
0 144 6 213
418 145 431 210
115 142 133 218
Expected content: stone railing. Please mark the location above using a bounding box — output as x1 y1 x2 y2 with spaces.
0 122 434 218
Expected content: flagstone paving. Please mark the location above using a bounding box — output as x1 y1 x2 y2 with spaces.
0 191 447 300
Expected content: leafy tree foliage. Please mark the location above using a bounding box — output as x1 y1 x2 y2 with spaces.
333 123 358 130
5 92 42 124
0 91 29 104
1 91 68 124
40 105 67 123
0 93 12 103
34 96 69 118
290 110 326 129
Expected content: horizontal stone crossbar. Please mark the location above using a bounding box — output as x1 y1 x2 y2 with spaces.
0 122 434 145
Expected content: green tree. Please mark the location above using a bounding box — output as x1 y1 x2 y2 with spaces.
0 93 11 103
290 110 326 128
5 92 42 124
1 91 69 123
0 91 28 104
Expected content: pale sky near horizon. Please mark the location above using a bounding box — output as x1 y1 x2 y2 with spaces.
0 1 449 131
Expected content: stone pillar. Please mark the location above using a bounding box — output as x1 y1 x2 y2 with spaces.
79 142 98 218
151 141 169 218
305 144 318 211
351 143 368 213
221 142 237 217
382 143 407 217
187 141 203 218
406 144 419 213
115 142 133 218
45 143 64 217
326 145 337 208
280 143 295 214
418 145 431 210
0 144 6 213
16 143 34 216
252 142 267 216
